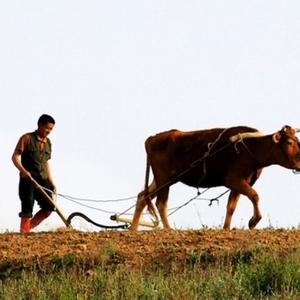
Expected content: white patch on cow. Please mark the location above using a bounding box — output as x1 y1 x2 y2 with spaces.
229 131 264 142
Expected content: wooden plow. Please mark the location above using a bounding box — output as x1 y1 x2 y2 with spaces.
30 177 158 230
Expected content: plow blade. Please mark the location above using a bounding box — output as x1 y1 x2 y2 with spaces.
110 214 159 228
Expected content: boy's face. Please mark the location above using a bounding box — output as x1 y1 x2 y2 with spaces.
37 122 54 138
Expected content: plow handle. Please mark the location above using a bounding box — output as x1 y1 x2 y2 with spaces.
30 177 71 228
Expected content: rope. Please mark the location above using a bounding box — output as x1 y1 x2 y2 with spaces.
60 196 125 215
56 191 136 203
39 186 145 217
168 188 210 217
168 188 230 217
40 183 137 203
195 128 230 191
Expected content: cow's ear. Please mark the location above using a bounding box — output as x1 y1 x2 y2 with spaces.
282 125 296 135
272 132 281 143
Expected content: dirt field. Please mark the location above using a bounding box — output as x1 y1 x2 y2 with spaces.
1 228 300 274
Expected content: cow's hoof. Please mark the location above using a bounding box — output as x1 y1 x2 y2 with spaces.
128 226 138 231
248 215 261 229
248 217 256 229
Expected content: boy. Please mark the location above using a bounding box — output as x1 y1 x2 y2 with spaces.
12 114 56 233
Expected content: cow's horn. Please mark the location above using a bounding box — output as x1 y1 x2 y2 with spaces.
229 131 264 142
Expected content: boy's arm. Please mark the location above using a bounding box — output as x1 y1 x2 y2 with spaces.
11 135 32 179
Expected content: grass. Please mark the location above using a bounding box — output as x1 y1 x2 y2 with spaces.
1 247 300 299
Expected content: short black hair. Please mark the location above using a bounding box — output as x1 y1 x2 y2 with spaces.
38 114 55 125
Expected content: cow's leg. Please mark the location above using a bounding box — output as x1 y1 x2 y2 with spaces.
129 180 157 231
240 186 262 229
240 188 261 229
156 187 170 229
248 191 261 229
223 190 241 230
247 170 263 229
225 178 262 229
129 191 147 231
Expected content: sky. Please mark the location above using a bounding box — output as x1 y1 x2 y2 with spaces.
1 1 300 232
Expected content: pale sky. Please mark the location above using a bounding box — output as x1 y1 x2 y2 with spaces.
1 1 300 232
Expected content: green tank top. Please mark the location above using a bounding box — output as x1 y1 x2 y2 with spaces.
21 132 52 180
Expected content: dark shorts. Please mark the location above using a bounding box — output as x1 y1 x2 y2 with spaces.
18 176 55 218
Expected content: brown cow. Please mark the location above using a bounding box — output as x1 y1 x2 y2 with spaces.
130 125 300 231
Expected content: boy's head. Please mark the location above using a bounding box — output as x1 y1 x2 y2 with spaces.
38 114 55 126
37 114 55 138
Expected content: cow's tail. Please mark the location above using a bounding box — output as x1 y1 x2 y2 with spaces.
143 156 159 222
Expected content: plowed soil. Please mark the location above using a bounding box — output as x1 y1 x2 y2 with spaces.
1 229 300 275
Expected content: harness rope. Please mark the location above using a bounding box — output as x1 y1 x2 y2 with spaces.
42 187 229 229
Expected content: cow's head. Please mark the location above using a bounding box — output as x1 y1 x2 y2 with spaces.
272 125 300 170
